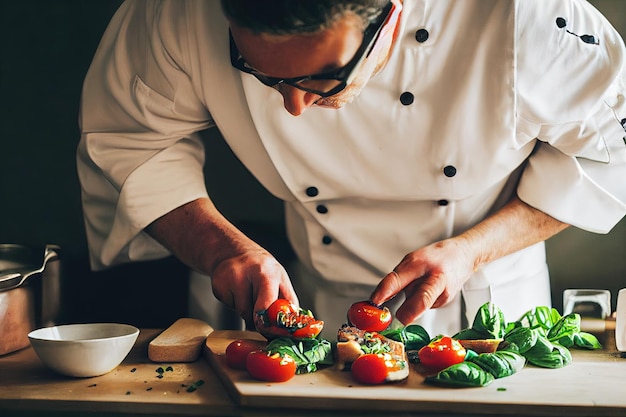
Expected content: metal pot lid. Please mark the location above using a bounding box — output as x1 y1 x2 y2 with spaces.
0 244 60 292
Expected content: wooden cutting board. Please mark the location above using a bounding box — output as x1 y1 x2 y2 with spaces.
204 330 626 416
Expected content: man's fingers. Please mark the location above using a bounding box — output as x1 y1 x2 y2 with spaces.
371 270 405 305
395 275 445 324
278 278 299 309
252 265 295 320
253 277 279 316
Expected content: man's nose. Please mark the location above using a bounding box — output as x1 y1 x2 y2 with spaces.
278 85 320 116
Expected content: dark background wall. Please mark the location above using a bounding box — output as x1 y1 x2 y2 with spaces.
1 1 624 329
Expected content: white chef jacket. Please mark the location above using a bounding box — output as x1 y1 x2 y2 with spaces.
78 0 626 335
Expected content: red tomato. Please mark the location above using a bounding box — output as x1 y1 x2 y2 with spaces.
418 336 467 373
245 350 297 382
291 319 324 339
257 299 324 340
266 299 297 326
350 353 389 384
347 301 392 332
225 339 267 370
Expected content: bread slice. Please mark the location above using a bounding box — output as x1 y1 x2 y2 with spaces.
336 325 409 382
148 318 213 363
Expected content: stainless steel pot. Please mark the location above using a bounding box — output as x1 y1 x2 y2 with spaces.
0 244 61 355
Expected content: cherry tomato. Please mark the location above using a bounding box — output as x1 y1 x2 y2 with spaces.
245 350 297 382
418 336 467 373
266 299 297 325
291 319 324 339
225 339 267 370
347 300 392 332
350 353 389 384
257 299 324 340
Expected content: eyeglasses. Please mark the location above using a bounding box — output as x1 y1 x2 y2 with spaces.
229 2 394 98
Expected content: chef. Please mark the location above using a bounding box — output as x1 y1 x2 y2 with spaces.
77 0 626 337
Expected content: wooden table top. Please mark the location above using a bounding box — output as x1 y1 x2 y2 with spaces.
1 326 624 417
0 329 237 417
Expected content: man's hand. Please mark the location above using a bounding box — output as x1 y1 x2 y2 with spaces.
211 247 297 328
371 196 569 324
371 238 475 325
147 197 298 327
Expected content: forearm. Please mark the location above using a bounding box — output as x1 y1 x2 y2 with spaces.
457 195 569 272
146 197 256 275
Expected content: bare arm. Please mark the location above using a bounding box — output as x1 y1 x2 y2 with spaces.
146 197 298 326
371 195 569 324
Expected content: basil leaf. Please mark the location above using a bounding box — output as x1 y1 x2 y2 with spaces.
452 328 485 340
503 326 538 354
547 313 581 347
464 349 479 361
470 351 526 379
515 306 561 337
573 332 602 350
524 336 572 368
453 302 506 340
425 362 494 388
380 324 430 351
265 337 333 374
473 302 507 339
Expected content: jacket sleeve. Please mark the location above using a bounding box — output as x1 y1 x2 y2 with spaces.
77 0 213 270
515 0 626 233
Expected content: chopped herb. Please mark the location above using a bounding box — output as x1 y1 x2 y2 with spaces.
497 387 507 392
155 365 173 377
186 379 205 392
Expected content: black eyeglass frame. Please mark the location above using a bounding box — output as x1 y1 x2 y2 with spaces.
229 1 394 98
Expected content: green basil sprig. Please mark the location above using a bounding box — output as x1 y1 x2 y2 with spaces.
380 324 431 351
425 362 495 388
546 313 601 349
523 336 572 368
469 350 526 379
265 337 333 374
453 302 506 340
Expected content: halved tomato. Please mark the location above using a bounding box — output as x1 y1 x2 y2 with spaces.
418 336 466 373
245 350 297 382
225 339 267 370
292 320 324 339
266 299 297 325
256 299 324 340
347 300 392 332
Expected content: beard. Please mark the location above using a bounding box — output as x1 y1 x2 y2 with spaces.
313 45 391 109
313 81 364 108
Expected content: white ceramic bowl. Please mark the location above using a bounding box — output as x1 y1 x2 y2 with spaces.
28 323 139 377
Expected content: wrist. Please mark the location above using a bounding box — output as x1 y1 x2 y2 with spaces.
147 198 250 275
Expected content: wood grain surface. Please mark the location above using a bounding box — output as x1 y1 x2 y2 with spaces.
204 329 626 417
148 318 214 363
2 326 624 417
0 329 236 417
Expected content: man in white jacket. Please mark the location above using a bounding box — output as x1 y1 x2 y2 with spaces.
78 0 626 336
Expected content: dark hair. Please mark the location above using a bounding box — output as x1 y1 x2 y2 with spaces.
220 0 390 35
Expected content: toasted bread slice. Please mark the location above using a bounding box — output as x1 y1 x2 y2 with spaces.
336 325 409 382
